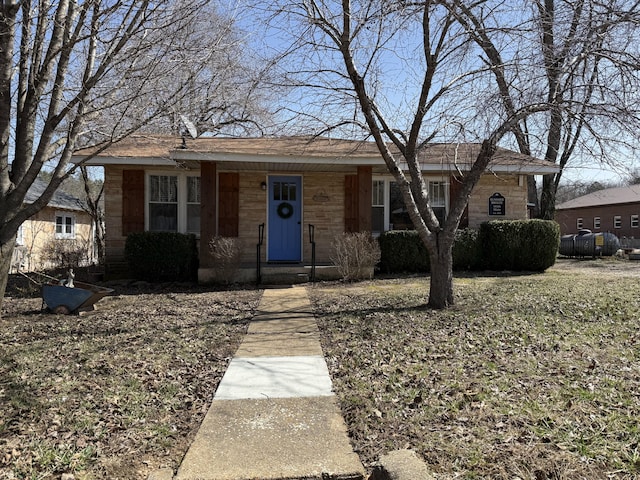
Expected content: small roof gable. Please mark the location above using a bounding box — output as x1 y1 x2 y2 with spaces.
73 135 559 174
556 185 640 210
25 178 84 211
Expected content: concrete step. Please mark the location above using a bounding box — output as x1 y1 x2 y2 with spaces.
260 265 340 284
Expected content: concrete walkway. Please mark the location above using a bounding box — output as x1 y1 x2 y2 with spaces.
174 285 365 480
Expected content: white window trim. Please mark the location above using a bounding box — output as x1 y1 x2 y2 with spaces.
145 172 200 235
576 218 583 229
371 176 449 233
614 215 622 229
631 214 639 228
593 217 600 229
55 212 76 239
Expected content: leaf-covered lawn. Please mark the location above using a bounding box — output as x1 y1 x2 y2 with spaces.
309 267 640 479
0 285 261 480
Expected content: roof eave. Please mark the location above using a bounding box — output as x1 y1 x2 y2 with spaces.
75 152 558 175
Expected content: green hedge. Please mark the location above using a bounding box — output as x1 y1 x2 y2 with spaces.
378 220 559 273
378 230 430 273
125 232 199 282
452 228 482 271
478 219 560 271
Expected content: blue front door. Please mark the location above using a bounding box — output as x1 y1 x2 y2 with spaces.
268 176 302 262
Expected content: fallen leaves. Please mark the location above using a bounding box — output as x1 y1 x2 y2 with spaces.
309 265 640 479
0 283 261 479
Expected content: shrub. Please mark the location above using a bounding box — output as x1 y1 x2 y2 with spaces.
377 221 558 274
125 232 198 282
331 232 381 281
452 228 482 271
378 229 481 273
478 219 559 271
208 236 241 284
41 238 90 270
377 230 430 273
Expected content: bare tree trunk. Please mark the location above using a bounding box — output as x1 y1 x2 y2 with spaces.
428 235 454 309
0 235 17 316
94 217 106 265
540 173 557 220
80 166 105 264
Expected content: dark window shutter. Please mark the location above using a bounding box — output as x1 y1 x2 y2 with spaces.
219 172 239 237
344 174 358 232
357 166 372 232
122 169 145 235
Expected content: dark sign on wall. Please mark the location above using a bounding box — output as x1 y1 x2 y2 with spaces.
489 192 506 216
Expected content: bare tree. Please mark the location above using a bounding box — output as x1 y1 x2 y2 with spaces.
79 166 105 265
0 0 262 313
269 0 550 308
84 2 274 139
446 0 640 219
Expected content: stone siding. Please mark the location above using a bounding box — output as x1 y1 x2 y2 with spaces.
467 174 528 228
302 173 345 264
235 171 345 264
102 164 530 277
236 171 268 263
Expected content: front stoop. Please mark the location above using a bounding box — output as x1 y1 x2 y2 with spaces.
199 265 342 285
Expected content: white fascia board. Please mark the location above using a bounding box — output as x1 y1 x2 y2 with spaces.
487 164 559 174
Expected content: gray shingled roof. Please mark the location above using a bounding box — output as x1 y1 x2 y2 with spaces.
24 178 84 211
556 185 640 210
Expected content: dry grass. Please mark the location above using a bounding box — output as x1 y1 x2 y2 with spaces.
0 281 261 480
2 258 639 480
309 260 640 479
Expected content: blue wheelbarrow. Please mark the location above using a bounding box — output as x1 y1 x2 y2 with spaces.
24 270 113 314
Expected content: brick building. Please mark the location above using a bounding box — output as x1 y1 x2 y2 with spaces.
555 185 640 239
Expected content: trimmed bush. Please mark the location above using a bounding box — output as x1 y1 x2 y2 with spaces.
378 230 430 273
125 232 198 282
378 229 482 273
478 219 559 271
453 228 482 271
377 221 559 274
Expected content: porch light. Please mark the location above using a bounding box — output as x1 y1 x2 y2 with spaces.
260 181 267 190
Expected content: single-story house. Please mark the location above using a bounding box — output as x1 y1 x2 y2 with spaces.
12 178 95 272
73 135 558 281
555 185 640 241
